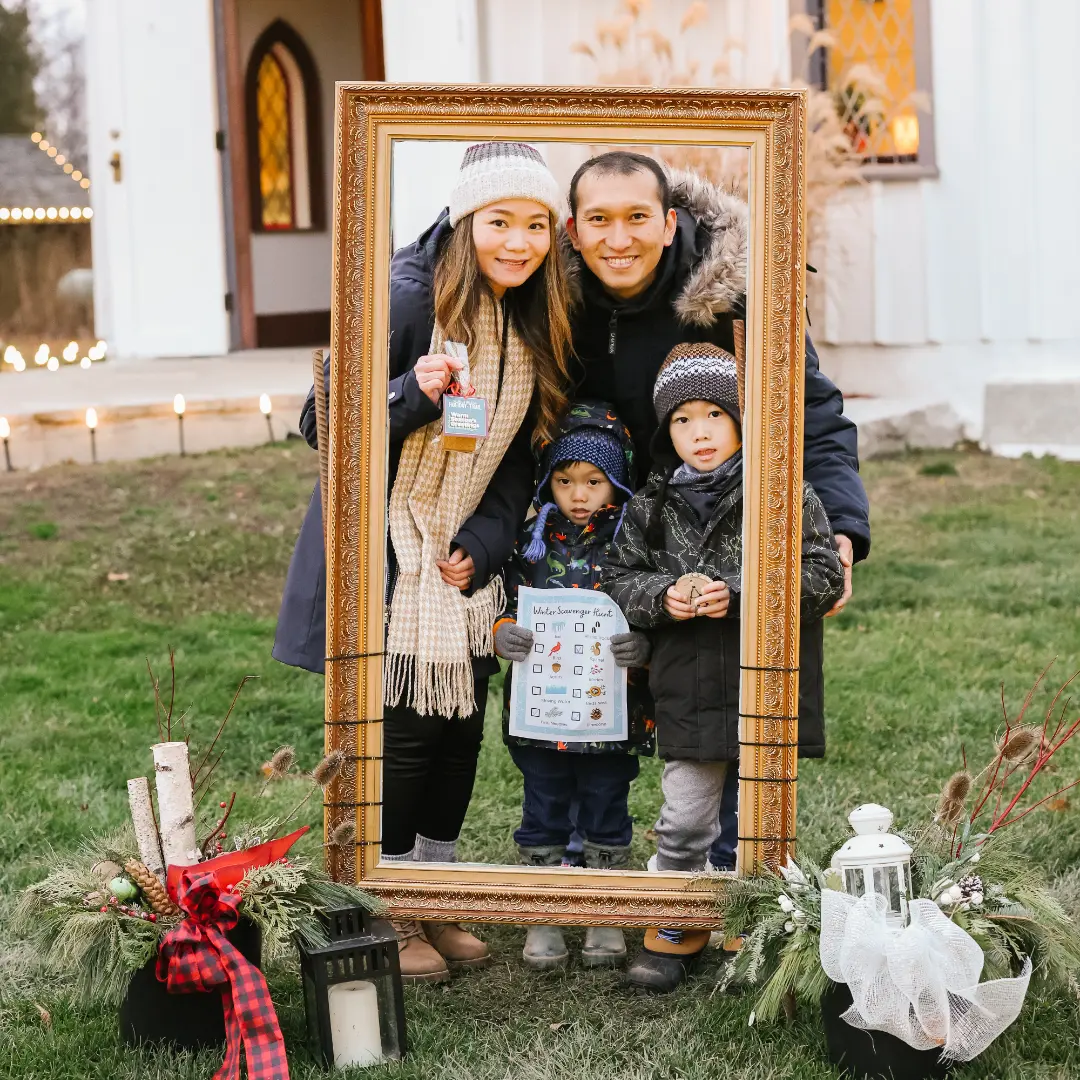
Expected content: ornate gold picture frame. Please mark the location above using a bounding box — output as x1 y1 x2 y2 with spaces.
324 84 807 927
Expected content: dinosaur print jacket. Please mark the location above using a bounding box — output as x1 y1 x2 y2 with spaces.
498 402 654 757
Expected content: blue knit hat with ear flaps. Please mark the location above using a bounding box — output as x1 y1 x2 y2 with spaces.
524 426 633 563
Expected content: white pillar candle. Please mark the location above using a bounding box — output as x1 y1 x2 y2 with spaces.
328 981 383 1068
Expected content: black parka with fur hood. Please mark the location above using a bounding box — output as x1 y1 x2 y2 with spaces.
569 169 871 562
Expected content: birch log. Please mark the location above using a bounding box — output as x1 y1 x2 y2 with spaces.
152 741 200 867
126 776 165 880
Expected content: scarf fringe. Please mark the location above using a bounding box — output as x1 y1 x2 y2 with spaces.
384 653 478 718
465 576 506 655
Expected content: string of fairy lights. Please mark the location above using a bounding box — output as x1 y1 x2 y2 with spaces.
0 393 279 471
0 132 93 225
3 340 107 372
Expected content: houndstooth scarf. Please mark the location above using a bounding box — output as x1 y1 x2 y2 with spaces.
385 299 534 718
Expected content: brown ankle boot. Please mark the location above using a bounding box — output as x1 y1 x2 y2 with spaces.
421 922 491 969
393 919 450 983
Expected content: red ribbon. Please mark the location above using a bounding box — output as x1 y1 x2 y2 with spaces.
157 827 308 1080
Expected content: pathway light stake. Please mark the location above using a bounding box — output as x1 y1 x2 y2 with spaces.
830 804 913 928
260 394 274 443
85 407 98 464
173 394 186 456
297 905 407 1070
0 416 11 471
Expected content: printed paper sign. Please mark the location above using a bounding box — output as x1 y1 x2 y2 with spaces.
508 587 629 743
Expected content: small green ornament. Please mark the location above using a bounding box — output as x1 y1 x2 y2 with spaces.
109 876 138 902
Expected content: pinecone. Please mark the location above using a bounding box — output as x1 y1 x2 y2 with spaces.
124 859 181 917
958 874 984 903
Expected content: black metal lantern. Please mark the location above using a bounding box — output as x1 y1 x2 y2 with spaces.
298 905 407 1069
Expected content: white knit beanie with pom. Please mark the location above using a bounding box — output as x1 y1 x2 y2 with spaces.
449 142 563 227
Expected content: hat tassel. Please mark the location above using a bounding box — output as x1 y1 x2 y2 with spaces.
524 502 556 563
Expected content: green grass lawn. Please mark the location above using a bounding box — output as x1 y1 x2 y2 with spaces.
2 443 1080 1079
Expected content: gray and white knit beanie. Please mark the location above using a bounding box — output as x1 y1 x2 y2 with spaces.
449 142 563 227
652 342 741 426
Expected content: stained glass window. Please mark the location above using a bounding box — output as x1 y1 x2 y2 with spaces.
256 52 293 229
825 0 926 164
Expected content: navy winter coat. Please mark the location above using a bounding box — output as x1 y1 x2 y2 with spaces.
272 212 537 674
569 169 871 563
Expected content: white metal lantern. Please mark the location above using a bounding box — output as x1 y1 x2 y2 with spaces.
831 804 913 927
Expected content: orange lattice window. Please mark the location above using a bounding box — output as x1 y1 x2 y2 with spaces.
244 20 324 233
825 0 927 164
256 52 294 229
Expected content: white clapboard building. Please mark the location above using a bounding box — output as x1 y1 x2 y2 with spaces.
84 0 1080 452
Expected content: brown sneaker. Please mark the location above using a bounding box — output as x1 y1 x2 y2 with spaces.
393 919 450 983
421 922 492 970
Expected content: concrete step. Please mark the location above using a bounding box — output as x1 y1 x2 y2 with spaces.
983 378 1080 460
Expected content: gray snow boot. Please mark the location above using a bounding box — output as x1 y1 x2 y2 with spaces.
522 925 569 970
581 926 627 968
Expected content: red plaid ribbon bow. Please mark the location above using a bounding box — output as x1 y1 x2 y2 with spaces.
157 868 289 1080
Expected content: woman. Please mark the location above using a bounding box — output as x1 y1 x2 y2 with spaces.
273 142 572 982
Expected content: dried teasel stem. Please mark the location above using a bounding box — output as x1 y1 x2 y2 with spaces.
257 745 297 800
124 859 181 916
326 820 356 849
935 770 973 830
276 750 345 836
998 725 1041 763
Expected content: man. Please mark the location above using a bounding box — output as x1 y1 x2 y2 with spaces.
564 151 870 991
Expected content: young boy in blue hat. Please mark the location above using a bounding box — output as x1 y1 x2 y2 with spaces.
493 401 654 971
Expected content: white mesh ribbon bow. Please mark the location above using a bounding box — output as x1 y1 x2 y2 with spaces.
819 890 1031 1061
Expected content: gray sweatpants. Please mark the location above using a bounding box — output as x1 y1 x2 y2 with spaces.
654 760 730 872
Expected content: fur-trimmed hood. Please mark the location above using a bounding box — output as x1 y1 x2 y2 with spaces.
563 167 748 327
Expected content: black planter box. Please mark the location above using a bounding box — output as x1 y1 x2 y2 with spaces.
119 919 262 1051
821 982 954 1080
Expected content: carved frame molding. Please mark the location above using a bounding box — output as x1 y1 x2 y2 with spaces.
324 84 806 927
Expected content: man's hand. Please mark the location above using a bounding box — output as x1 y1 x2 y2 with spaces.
826 533 854 616
609 631 651 668
663 585 696 621
494 621 534 662
437 547 475 591
413 353 463 405
697 580 730 619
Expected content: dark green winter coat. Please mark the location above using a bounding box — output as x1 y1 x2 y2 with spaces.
601 471 843 763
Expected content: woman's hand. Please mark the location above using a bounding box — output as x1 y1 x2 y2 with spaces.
697 580 730 619
413 354 463 406
663 585 696 621
437 547 475 591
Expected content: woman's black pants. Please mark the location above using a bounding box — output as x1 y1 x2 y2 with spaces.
380 676 487 856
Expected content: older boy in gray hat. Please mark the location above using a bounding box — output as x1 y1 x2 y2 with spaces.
603 342 844 992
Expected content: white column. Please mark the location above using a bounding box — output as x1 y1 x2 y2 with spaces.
86 0 229 358
382 0 482 248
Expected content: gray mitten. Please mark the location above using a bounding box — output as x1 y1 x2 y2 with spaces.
609 630 651 668
494 621 534 662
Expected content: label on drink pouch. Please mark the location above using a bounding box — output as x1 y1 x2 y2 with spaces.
443 395 488 439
